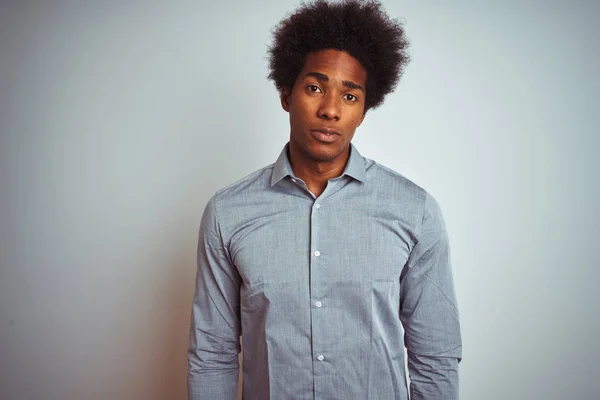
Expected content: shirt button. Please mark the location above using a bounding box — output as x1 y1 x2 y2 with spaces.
314 251 320 257
315 203 321 209
317 354 325 361
315 301 322 308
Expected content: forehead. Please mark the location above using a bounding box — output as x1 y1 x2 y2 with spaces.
299 49 367 86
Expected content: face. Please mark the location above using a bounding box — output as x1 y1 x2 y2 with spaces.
281 49 367 165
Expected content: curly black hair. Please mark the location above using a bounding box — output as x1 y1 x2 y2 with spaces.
267 0 410 111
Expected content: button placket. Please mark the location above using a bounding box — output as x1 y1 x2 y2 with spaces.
309 198 326 378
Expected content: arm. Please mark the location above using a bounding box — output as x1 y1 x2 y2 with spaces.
400 192 462 400
188 196 241 400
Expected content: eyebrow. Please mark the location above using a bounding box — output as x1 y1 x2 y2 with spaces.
305 72 365 93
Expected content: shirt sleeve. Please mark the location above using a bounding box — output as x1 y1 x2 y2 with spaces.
188 196 241 400
399 192 462 400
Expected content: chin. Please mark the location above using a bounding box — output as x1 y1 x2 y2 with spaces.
306 146 342 163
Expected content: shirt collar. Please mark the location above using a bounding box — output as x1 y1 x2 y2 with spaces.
270 142 367 186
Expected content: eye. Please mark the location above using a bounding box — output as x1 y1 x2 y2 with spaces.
344 94 358 102
307 85 322 93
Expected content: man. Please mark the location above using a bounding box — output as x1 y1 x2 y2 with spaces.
188 1 462 399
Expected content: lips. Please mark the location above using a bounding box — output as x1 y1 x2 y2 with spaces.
310 128 341 143
313 127 341 136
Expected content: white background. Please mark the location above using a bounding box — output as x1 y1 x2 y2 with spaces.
1 1 599 399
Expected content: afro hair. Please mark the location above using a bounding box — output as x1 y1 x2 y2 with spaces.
267 0 410 111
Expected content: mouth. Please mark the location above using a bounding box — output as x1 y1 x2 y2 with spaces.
310 128 342 143
311 127 341 136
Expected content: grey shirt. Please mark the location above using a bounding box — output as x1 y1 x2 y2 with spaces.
188 143 462 399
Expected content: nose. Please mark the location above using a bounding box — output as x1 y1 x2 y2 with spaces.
317 92 341 121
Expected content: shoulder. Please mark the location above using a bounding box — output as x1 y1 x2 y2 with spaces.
200 163 274 221
366 159 428 204
366 159 445 232
211 163 274 202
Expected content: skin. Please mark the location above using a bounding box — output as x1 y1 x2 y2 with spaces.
280 49 368 197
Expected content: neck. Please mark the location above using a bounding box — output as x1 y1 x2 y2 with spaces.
288 144 350 197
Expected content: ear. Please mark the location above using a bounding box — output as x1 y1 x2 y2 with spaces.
357 110 367 127
280 87 291 112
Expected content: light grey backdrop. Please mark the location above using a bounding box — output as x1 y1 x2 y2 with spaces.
1 1 598 399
